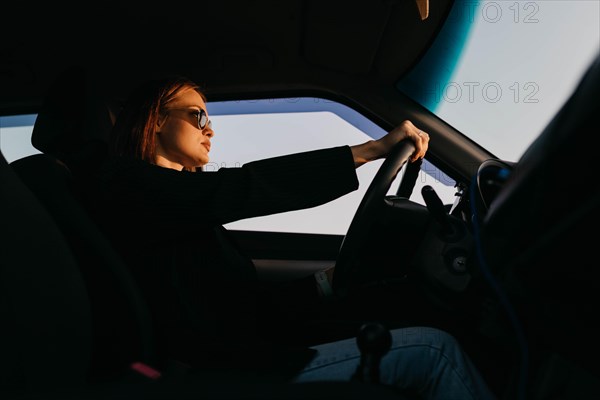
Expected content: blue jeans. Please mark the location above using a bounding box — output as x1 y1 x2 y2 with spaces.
292 326 496 400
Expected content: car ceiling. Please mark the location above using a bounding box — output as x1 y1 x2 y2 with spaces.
1 0 454 113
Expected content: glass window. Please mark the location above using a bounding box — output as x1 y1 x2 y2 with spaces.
0 99 457 236
207 97 457 235
0 114 39 163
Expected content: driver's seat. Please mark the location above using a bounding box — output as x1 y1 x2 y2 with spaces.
0 148 93 394
9 66 158 381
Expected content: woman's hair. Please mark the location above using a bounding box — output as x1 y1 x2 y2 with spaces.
110 76 205 163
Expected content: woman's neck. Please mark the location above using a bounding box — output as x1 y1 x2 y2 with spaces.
154 154 184 171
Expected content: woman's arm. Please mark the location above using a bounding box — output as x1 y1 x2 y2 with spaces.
350 120 429 167
98 121 429 231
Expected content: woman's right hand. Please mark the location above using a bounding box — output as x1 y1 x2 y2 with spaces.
350 120 430 167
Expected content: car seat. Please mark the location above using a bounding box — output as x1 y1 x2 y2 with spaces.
476 53 600 399
0 149 93 395
8 66 157 383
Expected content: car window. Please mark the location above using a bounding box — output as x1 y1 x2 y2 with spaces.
0 114 40 163
206 97 456 234
398 0 600 162
0 98 457 235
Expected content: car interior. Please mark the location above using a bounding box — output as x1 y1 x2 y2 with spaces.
1 1 599 399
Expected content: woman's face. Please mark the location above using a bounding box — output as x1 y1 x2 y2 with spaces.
155 88 214 170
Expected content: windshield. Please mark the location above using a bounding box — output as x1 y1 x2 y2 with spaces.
398 0 600 162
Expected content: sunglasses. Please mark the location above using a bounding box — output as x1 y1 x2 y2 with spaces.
165 108 212 130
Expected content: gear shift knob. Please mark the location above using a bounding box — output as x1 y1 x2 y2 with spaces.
352 322 392 384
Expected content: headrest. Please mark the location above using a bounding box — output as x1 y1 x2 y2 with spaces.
31 66 118 174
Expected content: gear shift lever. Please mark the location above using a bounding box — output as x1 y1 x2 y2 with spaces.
352 322 392 384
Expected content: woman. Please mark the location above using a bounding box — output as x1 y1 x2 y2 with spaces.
91 76 495 399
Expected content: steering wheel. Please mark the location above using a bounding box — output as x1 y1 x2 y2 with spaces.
332 140 416 297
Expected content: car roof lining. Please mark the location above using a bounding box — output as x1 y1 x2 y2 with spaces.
0 0 454 114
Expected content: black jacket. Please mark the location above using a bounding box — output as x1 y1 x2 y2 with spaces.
89 146 359 377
